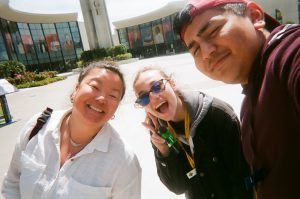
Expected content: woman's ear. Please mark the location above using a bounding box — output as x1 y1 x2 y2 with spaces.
71 83 80 102
246 2 266 29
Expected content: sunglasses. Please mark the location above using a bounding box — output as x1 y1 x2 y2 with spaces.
135 79 169 107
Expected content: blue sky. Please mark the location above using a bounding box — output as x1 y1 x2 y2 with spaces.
9 0 180 22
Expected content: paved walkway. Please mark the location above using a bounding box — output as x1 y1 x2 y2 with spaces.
0 53 243 199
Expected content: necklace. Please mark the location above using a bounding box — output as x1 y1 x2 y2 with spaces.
67 115 83 148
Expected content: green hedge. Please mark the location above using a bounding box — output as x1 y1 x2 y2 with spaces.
16 76 66 89
80 44 130 63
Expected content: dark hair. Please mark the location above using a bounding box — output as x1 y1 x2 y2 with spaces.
173 3 247 40
78 61 126 100
173 4 194 39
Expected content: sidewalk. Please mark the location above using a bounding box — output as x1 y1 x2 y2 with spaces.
0 53 243 199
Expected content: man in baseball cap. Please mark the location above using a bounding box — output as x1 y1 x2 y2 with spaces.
174 0 300 199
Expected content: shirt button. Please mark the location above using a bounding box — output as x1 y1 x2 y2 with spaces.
70 159 74 161
212 156 218 162
161 162 166 167
199 172 205 177
210 193 215 198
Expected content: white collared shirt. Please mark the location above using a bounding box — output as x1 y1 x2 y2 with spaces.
2 110 141 199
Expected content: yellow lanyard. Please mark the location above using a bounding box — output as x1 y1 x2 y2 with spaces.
167 110 195 169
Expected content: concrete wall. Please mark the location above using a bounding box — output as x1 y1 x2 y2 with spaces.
257 0 299 23
78 21 90 51
79 0 113 49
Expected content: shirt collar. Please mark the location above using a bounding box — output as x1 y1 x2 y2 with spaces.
83 123 111 154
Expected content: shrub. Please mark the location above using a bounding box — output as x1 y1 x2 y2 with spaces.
106 47 114 57
6 71 58 86
113 44 127 55
0 60 26 78
115 53 132 60
16 76 66 89
103 56 113 61
80 48 108 63
80 45 131 63
94 48 107 59
80 50 94 62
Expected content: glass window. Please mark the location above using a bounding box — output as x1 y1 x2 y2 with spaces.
56 22 76 62
162 16 175 43
127 26 141 49
118 28 129 49
42 23 63 62
29 23 50 64
140 22 154 47
152 20 164 44
69 22 83 59
18 22 38 65
0 33 8 60
8 21 27 64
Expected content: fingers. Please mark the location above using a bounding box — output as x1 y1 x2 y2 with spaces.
142 120 156 135
142 121 166 145
141 117 170 157
147 112 160 130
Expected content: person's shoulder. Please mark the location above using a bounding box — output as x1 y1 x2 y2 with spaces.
266 24 300 49
17 109 66 149
210 97 238 120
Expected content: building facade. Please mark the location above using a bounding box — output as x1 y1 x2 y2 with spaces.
113 1 186 59
112 0 299 59
0 0 84 72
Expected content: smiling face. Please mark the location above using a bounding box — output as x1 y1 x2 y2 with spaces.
134 69 184 122
183 3 266 84
72 68 123 127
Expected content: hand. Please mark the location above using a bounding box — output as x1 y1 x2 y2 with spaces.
142 113 170 157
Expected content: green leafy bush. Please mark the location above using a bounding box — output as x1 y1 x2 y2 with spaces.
80 44 129 63
103 56 113 61
0 60 26 78
115 53 132 60
80 50 94 62
7 71 59 86
113 44 127 55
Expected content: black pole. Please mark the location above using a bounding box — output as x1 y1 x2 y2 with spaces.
0 95 12 123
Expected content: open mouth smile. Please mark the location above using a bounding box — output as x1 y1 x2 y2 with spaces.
155 101 168 113
88 104 105 113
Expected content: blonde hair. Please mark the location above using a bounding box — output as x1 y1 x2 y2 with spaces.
133 66 183 97
133 66 171 89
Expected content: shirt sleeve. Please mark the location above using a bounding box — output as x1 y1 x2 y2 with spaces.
1 115 38 199
287 47 300 116
154 146 190 195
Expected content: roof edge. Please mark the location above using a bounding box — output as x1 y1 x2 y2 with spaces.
112 0 187 29
0 1 77 23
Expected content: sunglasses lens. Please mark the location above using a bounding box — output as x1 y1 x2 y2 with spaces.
151 81 162 93
135 80 166 107
136 93 150 106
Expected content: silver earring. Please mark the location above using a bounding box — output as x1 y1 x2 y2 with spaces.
70 95 74 103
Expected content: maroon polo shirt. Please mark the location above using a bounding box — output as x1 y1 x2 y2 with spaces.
241 24 300 199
